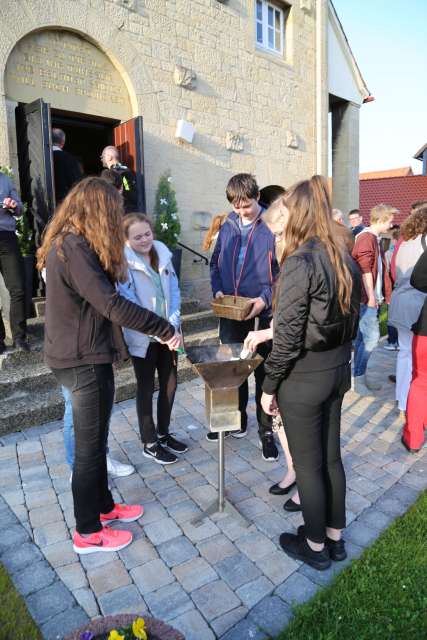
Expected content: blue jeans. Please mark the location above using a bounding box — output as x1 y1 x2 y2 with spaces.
353 304 380 377
62 386 75 468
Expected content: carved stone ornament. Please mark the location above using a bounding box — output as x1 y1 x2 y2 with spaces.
300 0 313 13
216 0 229 4
286 130 299 149
173 65 197 90
226 132 244 152
111 0 137 9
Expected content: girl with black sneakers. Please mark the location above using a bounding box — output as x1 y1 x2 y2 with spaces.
119 213 188 464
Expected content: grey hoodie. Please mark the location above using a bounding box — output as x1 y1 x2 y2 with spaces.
0 172 23 232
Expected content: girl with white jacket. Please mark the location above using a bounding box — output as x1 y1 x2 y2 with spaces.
119 213 188 464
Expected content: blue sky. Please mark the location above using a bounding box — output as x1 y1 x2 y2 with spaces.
332 0 427 174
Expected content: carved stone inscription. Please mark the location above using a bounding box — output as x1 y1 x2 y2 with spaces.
5 30 132 119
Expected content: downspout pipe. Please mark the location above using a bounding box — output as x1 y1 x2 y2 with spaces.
316 0 327 174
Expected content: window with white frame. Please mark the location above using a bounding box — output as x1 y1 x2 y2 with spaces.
255 0 287 55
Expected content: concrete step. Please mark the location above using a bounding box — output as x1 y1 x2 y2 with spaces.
0 329 219 435
0 310 218 371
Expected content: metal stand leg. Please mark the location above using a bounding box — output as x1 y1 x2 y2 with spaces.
218 431 225 511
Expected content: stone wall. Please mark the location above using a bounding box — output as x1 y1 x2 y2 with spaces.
0 0 319 300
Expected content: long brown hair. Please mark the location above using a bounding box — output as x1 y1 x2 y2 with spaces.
400 206 427 240
123 213 159 272
280 175 353 314
37 176 128 282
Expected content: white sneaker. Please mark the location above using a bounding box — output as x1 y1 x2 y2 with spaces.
107 455 135 477
383 343 399 351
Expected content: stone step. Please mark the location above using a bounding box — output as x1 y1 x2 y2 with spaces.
0 329 219 435
0 310 218 371
32 296 202 318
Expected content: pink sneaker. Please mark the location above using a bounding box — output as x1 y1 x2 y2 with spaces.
73 526 133 554
100 503 144 525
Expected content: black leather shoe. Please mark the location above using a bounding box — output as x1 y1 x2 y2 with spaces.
14 338 30 352
0 341 6 355
269 481 296 496
279 532 331 571
388 374 396 383
284 498 302 512
401 436 421 454
298 525 346 561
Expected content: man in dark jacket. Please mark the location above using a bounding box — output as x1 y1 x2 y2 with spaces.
210 173 280 460
100 146 137 213
52 129 82 203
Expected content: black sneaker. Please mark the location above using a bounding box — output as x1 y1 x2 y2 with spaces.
260 433 279 461
206 431 231 442
159 434 188 453
14 338 30 352
298 525 346 561
143 442 177 465
279 532 331 571
231 424 247 439
0 342 6 355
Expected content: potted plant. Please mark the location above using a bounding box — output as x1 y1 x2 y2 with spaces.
65 614 184 640
154 172 182 278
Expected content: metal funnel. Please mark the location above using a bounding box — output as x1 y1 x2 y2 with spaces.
185 344 263 390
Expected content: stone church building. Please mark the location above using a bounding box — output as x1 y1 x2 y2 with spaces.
0 0 369 301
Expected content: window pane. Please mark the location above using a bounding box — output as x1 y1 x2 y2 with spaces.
268 26 274 48
275 9 281 31
275 28 281 51
268 5 274 27
257 22 263 43
256 0 263 21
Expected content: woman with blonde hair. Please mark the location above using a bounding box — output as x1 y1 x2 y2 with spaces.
261 175 361 570
37 177 180 555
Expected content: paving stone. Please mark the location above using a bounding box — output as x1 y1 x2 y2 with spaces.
197 534 239 565
344 521 381 547
215 552 260 590
0 522 28 551
24 488 58 510
29 504 64 528
176 471 209 490
385 483 420 506
131 558 174 595
73 587 100 617
172 608 215 640
275 571 319 605
13 561 56 597
33 521 69 547
346 489 372 514
173 556 218 592
235 531 276 562
255 549 299 585
166 460 194 478
10 503 28 521
156 486 189 508
210 605 248 638
252 511 290 539
119 536 158 569
1 489 24 507
216 516 257 542
298 557 349 586
0 444 17 460
192 579 241 621
157 535 198 568
357 507 395 531
167 499 202 524
221 618 268 640
374 495 409 517
190 484 219 508
347 474 379 496
181 518 220 543
40 606 89 640
79 550 119 570
56 562 88 590
26 580 76 625
1 541 42 574
145 582 194 621
42 540 78 567
247 595 292 636
144 517 182 545
87 559 132 597
235 575 274 609
144 473 176 492
399 470 427 490
99 584 146 616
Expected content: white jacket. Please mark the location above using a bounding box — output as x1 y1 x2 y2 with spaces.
118 241 181 357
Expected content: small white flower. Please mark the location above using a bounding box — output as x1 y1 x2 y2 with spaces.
160 197 168 205
171 213 177 220
167 176 173 182
161 222 169 231
174 233 178 238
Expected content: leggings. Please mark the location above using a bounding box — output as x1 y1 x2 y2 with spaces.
277 362 350 543
403 335 427 450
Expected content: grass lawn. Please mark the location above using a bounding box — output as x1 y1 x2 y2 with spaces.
277 490 427 640
0 563 42 640
379 303 388 337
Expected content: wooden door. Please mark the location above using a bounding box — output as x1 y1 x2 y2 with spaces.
113 116 146 211
16 99 55 249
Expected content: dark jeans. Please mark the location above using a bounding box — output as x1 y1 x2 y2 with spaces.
219 316 272 436
132 342 177 444
277 362 350 543
52 364 115 534
0 230 26 342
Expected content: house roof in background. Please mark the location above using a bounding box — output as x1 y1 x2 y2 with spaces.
414 143 427 160
360 167 413 180
360 175 427 225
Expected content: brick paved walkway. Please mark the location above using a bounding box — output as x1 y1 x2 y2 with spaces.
0 343 426 639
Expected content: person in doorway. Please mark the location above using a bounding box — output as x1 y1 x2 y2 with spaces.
388 207 427 420
37 176 181 555
101 168 124 194
352 204 396 394
261 175 361 571
0 170 29 354
119 213 187 465
210 173 280 461
52 129 83 203
348 209 365 237
402 246 427 452
100 146 137 213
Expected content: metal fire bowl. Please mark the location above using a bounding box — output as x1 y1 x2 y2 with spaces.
185 344 263 390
